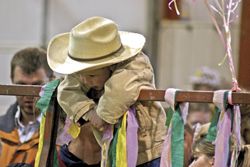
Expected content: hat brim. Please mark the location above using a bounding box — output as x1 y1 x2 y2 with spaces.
47 31 145 74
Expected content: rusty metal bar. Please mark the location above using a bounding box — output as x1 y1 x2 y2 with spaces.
1 84 250 104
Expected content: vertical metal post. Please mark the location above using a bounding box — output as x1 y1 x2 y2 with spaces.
146 0 161 85
41 0 49 49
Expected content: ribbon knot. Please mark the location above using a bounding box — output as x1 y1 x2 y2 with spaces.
160 88 189 167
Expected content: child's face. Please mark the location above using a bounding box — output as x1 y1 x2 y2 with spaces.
79 67 111 91
189 153 214 167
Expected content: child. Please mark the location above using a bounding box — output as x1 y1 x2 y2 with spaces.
47 16 166 167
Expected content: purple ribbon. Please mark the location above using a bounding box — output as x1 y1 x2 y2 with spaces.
213 90 241 167
101 125 113 167
56 117 73 146
214 108 231 167
126 107 139 167
160 126 172 167
160 88 189 167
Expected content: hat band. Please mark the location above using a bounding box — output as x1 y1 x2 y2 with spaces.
68 45 124 61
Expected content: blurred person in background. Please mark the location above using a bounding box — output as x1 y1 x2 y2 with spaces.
189 122 250 167
240 103 250 145
0 47 54 166
185 66 222 166
188 123 215 167
187 66 224 128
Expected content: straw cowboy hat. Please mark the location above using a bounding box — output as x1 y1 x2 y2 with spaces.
47 16 145 74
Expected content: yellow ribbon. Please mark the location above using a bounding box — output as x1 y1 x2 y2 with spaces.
68 123 81 139
34 113 46 167
116 112 128 167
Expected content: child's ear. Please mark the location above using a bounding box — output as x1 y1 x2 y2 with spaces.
208 156 214 166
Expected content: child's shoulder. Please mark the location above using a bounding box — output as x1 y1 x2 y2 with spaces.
115 52 152 69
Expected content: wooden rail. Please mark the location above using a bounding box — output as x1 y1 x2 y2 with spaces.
1 84 250 167
1 84 250 104
0 84 41 96
138 89 250 104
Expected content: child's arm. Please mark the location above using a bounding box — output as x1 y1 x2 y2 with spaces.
96 53 155 124
57 73 96 124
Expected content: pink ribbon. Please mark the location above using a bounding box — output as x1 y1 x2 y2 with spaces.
56 117 73 146
160 88 189 167
101 125 113 167
213 90 231 167
213 90 241 167
204 0 241 91
160 126 172 167
126 107 139 167
160 88 177 167
168 0 180 15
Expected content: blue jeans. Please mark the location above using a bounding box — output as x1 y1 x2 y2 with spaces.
136 158 161 167
60 144 160 167
59 144 100 167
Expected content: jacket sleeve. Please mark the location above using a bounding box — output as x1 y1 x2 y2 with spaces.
96 52 155 124
57 73 96 123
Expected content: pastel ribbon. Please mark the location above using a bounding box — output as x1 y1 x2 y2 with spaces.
36 79 61 115
229 93 241 167
101 125 114 167
116 112 128 167
160 88 189 167
168 0 180 15
160 124 172 167
107 107 138 167
109 124 119 167
56 117 74 146
213 90 241 167
204 0 242 91
206 107 220 142
126 107 139 167
35 79 61 167
35 113 46 167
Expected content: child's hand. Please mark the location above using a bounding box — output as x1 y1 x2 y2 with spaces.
86 109 107 131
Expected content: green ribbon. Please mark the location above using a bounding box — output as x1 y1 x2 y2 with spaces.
165 107 174 128
109 120 121 167
53 149 59 167
206 91 232 142
36 79 60 114
171 105 184 167
206 106 220 142
35 79 60 167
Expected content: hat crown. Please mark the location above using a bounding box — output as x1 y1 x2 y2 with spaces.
47 16 145 74
68 16 122 60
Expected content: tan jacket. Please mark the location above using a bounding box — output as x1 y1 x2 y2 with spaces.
57 52 166 165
